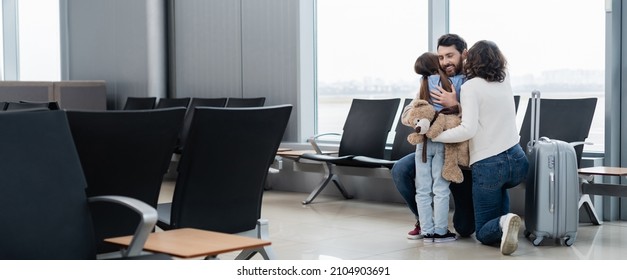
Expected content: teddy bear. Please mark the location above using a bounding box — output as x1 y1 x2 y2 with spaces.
402 99 470 183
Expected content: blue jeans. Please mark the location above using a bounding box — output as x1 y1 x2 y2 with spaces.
472 144 529 245
415 140 451 235
392 152 475 237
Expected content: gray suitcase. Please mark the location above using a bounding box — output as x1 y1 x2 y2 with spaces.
523 90 579 246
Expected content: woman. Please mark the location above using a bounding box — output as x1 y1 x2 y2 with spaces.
432 40 529 255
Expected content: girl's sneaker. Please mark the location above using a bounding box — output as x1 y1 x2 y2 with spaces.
433 230 457 242
422 233 435 243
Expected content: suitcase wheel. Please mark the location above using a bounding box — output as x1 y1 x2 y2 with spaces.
532 236 543 246
524 230 531 238
564 237 574 246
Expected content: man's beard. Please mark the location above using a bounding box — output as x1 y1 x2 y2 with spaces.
442 62 463 76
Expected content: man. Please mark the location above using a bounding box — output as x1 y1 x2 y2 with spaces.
392 33 475 239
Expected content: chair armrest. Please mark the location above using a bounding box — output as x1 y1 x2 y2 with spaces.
308 132 341 154
88 195 158 258
570 141 593 147
352 155 396 168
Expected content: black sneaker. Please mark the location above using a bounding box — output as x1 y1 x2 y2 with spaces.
422 233 435 243
433 230 457 243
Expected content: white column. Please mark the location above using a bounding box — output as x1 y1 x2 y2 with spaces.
2 0 19 80
428 0 448 52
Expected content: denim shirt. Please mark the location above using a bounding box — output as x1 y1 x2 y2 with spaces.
427 74 464 112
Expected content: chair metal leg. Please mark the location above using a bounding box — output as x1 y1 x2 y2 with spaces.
235 246 275 260
331 175 353 200
235 249 256 260
234 219 276 260
302 162 352 204
302 173 334 204
264 156 283 191
577 176 602 225
578 194 603 225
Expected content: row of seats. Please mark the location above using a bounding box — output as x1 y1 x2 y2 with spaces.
4 97 268 155
0 104 291 259
122 96 266 110
1 100 60 111
123 97 267 153
0 80 108 111
286 95 596 205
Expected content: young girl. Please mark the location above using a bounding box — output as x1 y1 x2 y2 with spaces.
402 52 462 242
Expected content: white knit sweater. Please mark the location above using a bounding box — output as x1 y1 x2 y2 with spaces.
432 74 520 165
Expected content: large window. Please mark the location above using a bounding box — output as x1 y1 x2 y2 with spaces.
316 0 429 137
1 0 60 81
450 0 605 152
18 0 60 80
317 1 605 152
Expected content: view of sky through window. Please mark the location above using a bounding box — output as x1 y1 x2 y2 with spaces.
317 0 605 151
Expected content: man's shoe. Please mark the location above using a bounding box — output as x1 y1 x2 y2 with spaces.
407 223 423 240
500 213 521 255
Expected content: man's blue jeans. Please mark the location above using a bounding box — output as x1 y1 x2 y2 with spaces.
392 152 475 237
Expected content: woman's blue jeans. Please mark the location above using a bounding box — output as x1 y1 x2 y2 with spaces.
472 144 529 245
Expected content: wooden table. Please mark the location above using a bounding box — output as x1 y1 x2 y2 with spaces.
105 228 271 259
579 166 627 177
577 167 627 226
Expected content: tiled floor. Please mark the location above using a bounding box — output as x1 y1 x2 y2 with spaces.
159 179 627 260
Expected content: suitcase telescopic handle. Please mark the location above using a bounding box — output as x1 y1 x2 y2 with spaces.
528 90 541 153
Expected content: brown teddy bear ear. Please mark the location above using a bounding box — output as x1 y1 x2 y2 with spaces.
412 99 429 107
416 100 429 106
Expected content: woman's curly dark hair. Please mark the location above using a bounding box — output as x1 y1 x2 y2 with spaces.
463 40 507 82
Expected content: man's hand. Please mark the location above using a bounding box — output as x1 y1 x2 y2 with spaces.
430 85 458 107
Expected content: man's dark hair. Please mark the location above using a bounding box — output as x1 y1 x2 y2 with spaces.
437 33 467 54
